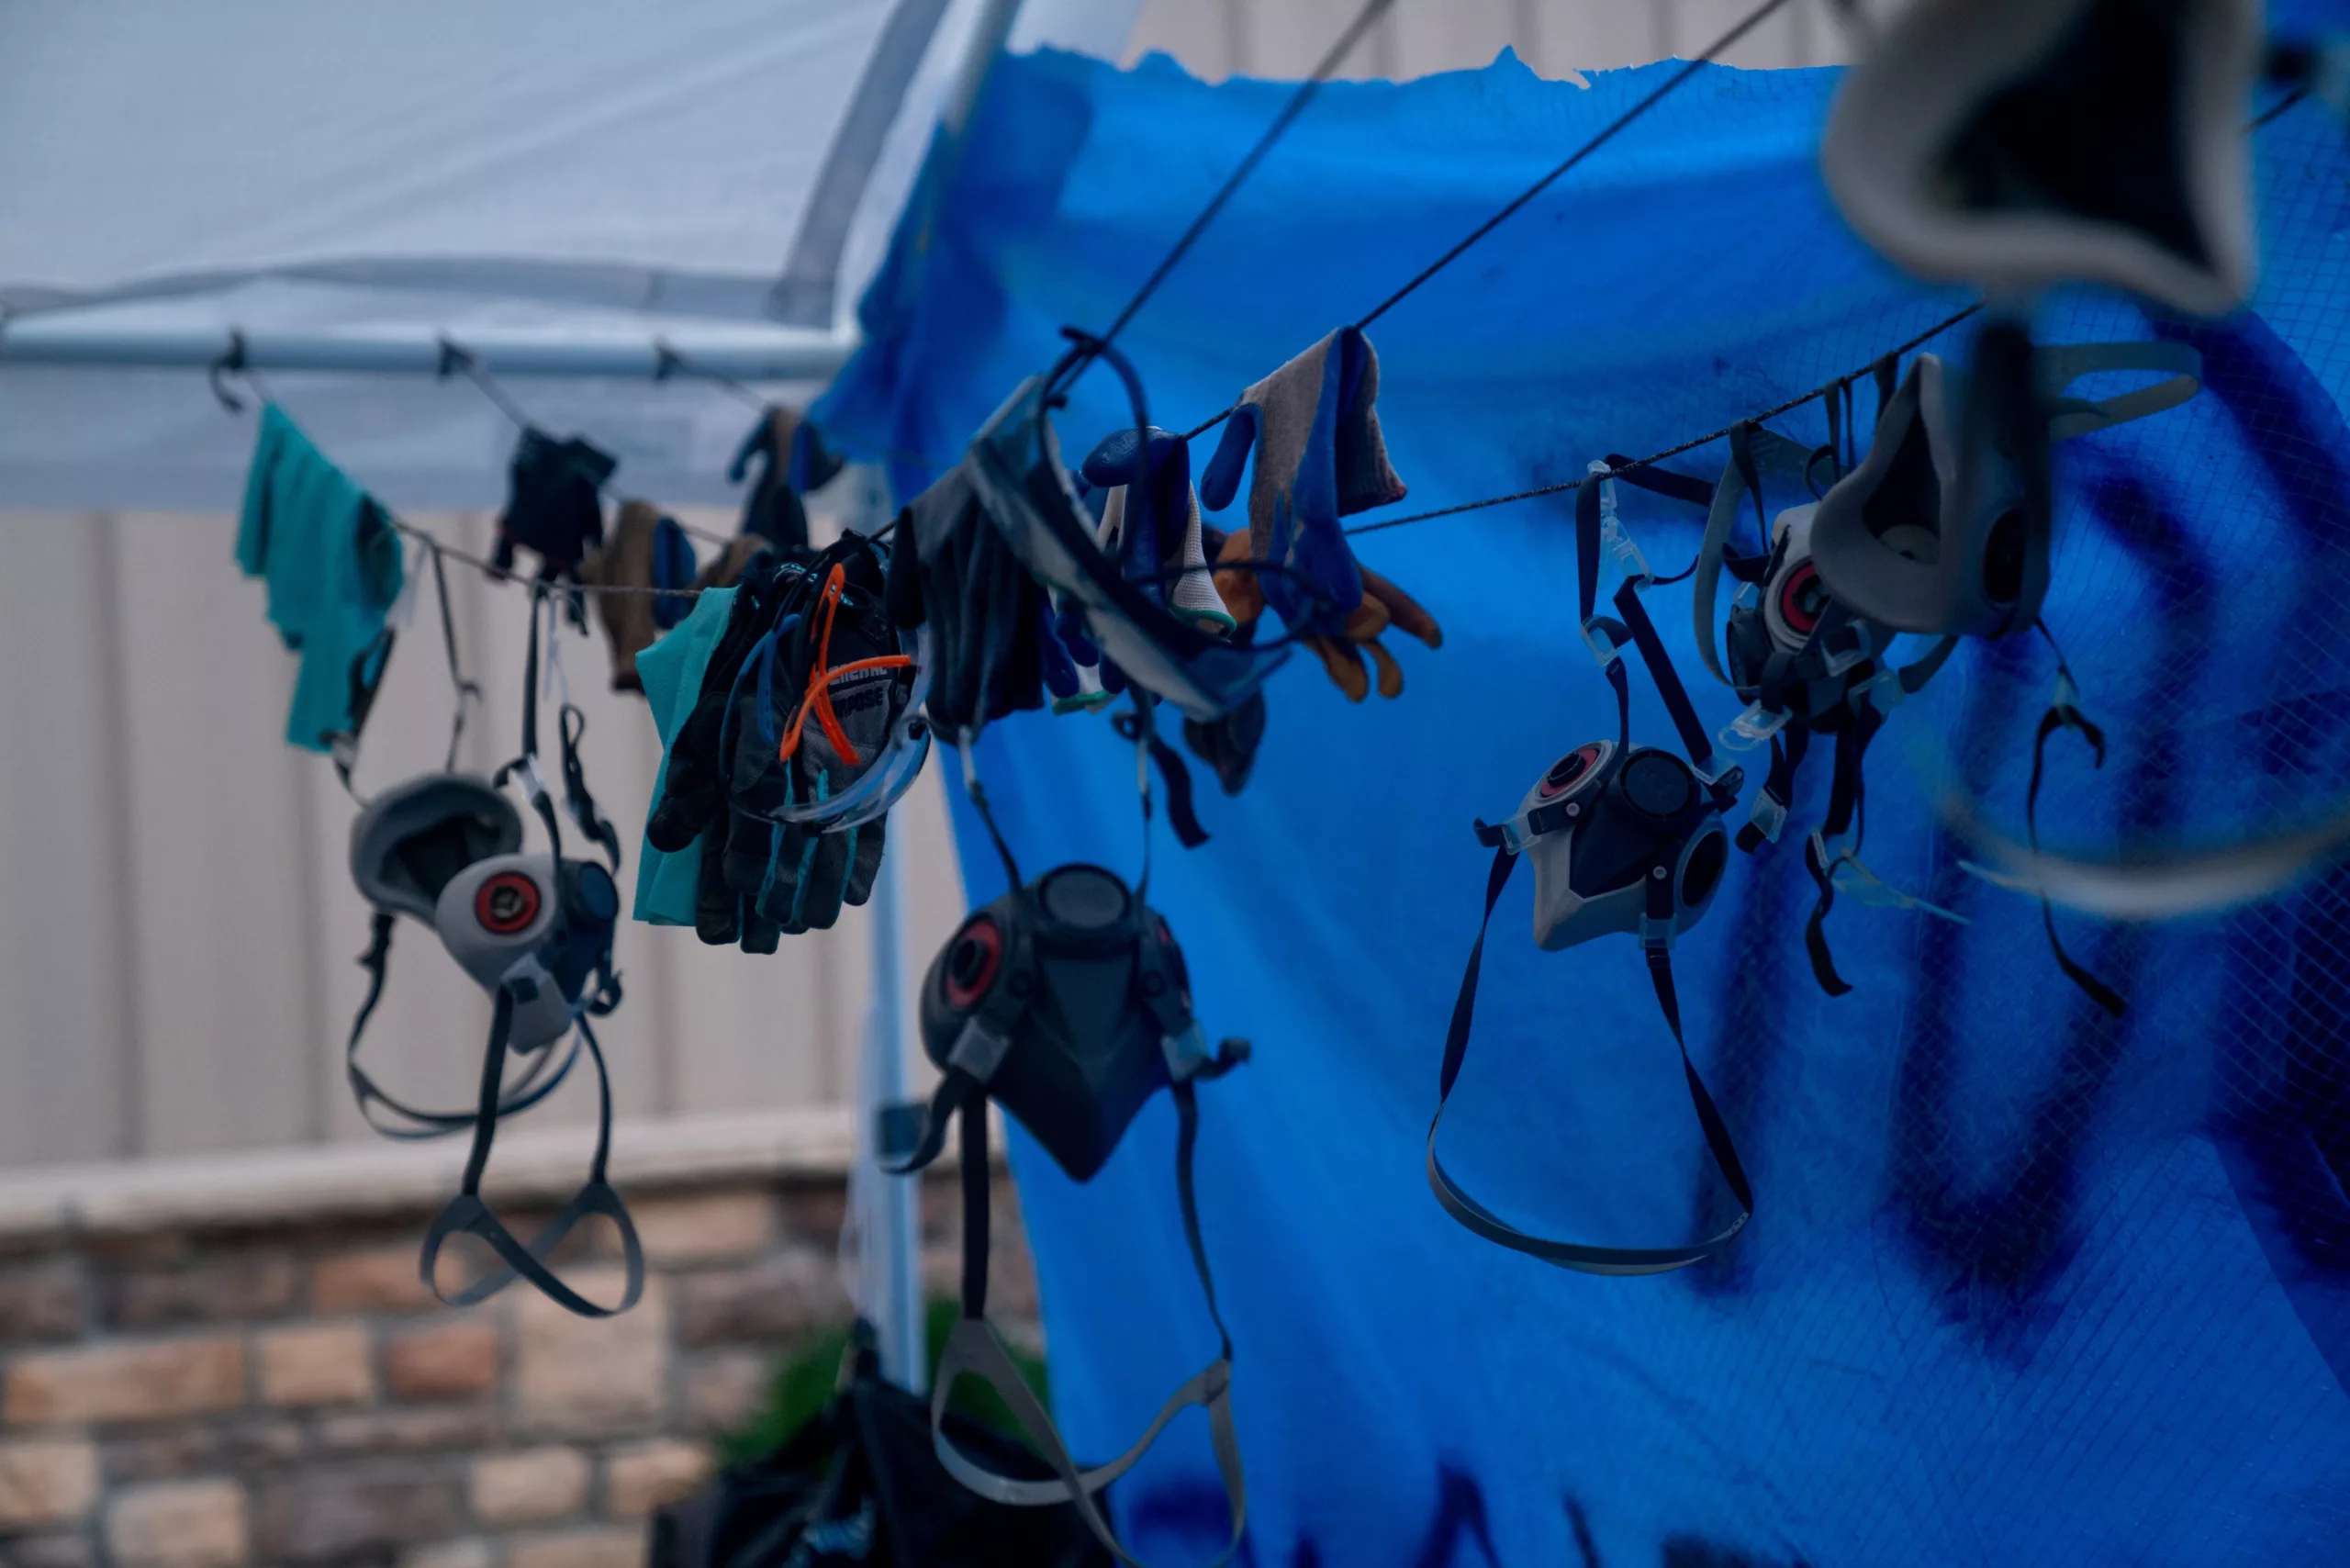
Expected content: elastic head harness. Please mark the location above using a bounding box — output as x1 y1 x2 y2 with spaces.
886 711 1249 1568
1428 464 1752 1274
346 587 640 1318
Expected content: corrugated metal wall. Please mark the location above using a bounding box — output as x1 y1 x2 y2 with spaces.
0 0 1844 1172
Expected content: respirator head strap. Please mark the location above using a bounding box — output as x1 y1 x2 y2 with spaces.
1797 706 1886 998
416 995 644 1317
2025 646 2128 1018
923 968 1248 1568
1426 845 1754 1273
1612 579 1737 802
1736 723 1812 853
341 909 579 1140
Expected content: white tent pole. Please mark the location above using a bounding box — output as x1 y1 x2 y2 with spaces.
0 320 857 382
860 838 929 1392
941 0 1029 138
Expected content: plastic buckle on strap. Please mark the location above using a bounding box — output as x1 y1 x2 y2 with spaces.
946 1017 1013 1082
1637 869 1680 950
520 755 553 808
1820 622 1875 680
1581 617 1623 671
1813 830 1970 923
1472 813 1536 855
1718 700 1789 753
1591 461 1652 588
1852 659 1908 717
498 956 554 1007
1161 1020 1213 1081
1747 789 1790 845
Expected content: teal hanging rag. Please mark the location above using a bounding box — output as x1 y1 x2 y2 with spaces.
235 404 406 756
632 584 739 925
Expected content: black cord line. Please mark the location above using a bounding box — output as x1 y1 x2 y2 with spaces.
435 336 738 549
1087 0 1395 363
386 516 706 601
2250 83 2311 131
1342 299 1984 537
436 338 539 431
1352 0 1795 331
1176 0 1792 443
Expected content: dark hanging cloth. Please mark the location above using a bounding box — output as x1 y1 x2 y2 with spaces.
648 1328 1112 1568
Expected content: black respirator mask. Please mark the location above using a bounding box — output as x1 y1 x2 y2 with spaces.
889 723 1249 1568
344 591 641 1319
1429 471 1752 1274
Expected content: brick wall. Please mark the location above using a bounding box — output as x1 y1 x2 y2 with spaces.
0 1159 1035 1568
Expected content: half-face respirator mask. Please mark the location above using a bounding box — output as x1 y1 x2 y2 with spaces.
1822 0 2262 319
343 590 641 1319
1808 342 2202 643
433 852 620 1050
1645 426 1967 996
889 725 1249 1568
1429 470 1753 1275
1477 739 1730 954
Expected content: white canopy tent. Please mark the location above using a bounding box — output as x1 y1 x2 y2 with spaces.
0 0 1141 510
0 0 1142 1389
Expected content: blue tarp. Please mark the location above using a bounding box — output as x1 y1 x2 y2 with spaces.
821 39 2350 1566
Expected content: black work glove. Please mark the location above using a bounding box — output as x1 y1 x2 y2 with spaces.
722 545 905 934
646 554 789 952
886 466 1048 736
498 430 618 628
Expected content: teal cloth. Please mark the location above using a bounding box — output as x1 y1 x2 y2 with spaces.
234 404 406 752
632 584 738 924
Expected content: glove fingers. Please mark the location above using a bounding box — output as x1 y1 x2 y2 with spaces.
794 831 852 931
1212 529 1268 631
693 825 741 947
1196 405 1259 513
1307 635 1370 702
738 901 783 955
844 821 887 907
1337 593 1392 643
1360 564 1443 647
1363 633 1405 699
720 806 776 903
758 824 811 934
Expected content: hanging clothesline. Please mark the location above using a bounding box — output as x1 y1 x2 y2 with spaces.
385 293 1985 606
384 517 707 602
1177 0 1796 443
1346 300 1986 536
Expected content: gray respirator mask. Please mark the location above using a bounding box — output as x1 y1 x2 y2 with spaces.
1429 474 1753 1277
344 594 642 1320
1821 0 2260 318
